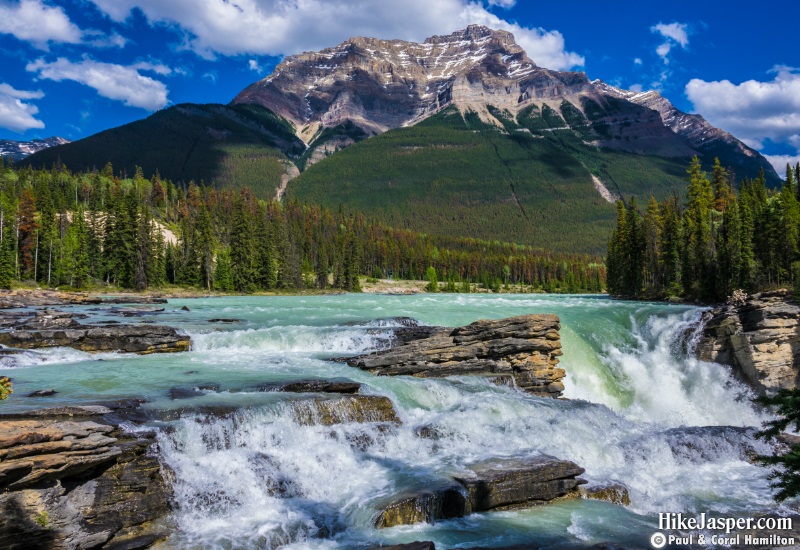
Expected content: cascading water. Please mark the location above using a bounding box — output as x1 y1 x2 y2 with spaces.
0 294 787 548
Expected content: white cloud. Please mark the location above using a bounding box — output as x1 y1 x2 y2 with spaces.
0 0 82 50
86 0 583 70
652 22 689 47
651 21 689 65
248 59 262 72
634 58 642 65
26 57 169 110
686 67 800 174
686 67 800 149
0 83 45 132
629 83 643 93
487 0 516 7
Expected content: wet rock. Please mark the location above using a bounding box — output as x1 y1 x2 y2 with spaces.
455 455 586 512
373 482 466 528
0 323 191 354
207 318 242 323
290 395 401 426
365 541 436 550
256 379 362 394
0 405 115 419
118 306 166 317
348 314 566 397
180 305 190 311
98 296 168 305
696 289 800 392
26 389 58 397
168 384 220 400
375 455 586 528
168 387 204 400
579 483 631 506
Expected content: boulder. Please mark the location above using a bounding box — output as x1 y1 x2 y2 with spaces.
290 395 400 426
0 323 191 354
579 483 631 506
348 315 565 397
0 418 171 549
696 289 800 392
373 482 466 528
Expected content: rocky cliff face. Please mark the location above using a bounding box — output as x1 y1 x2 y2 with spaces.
347 314 565 397
595 81 777 181
233 25 778 182
696 290 800 393
0 412 171 549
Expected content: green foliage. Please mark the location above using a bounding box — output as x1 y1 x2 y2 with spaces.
755 389 800 501
425 266 439 292
0 376 11 400
607 158 800 302
0 159 606 294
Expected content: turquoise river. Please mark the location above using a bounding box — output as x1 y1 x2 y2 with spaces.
0 294 790 549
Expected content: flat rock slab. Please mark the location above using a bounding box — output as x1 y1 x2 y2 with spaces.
0 324 190 354
375 455 586 528
457 455 586 512
255 379 362 394
348 314 565 397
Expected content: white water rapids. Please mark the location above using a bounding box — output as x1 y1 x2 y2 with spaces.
0 294 790 548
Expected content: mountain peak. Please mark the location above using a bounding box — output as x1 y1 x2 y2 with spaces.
423 24 515 46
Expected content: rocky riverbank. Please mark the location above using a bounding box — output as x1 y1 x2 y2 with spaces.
0 408 171 550
696 289 800 393
347 314 566 397
0 307 190 355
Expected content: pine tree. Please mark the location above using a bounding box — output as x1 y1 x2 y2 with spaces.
229 196 257 292
213 248 234 291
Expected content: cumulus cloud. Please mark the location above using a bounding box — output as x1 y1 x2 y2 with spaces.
0 0 82 50
651 21 689 64
86 0 583 70
487 0 516 7
0 83 45 132
248 59 262 72
686 67 800 150
26 57 169 110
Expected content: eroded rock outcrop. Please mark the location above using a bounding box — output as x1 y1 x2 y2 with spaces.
0 416 171 550
696 289 800 392
348 314 565 397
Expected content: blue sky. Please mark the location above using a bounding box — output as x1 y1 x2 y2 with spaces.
1 0 798 172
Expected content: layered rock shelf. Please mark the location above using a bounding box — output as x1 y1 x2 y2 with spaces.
0 414 171 550
696 289 800 392
374 455 586 528
0 308 190 355
347 314 565 397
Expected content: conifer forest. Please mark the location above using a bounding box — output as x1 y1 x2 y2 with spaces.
0 159 605 294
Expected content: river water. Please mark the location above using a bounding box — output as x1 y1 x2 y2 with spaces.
0 294 789 548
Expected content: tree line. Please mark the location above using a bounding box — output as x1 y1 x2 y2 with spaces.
0 159 605 293
607 157 800 302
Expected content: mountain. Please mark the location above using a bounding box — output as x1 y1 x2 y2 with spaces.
234 25 777 182
0 137 70 161
24 26 780 253
23 104 304 199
